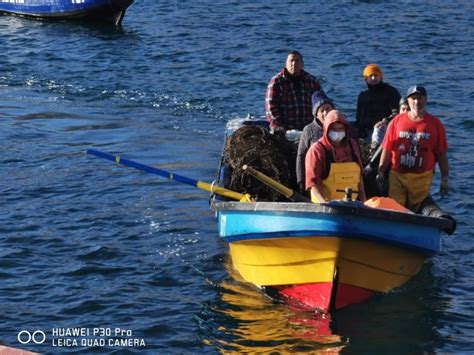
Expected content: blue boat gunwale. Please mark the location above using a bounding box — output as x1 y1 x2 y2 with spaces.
213 201 455 232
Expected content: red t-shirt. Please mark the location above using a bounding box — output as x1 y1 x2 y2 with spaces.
382 112 448 174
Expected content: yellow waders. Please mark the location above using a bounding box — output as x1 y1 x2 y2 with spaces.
311 162 361 202
388 170 433 212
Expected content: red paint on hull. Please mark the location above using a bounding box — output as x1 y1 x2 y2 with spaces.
276 282 334 313
275 282 376 312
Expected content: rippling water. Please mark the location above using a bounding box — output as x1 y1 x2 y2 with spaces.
0 0 473 353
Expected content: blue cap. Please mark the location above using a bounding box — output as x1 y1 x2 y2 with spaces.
311 90 334 116
406 85 427 98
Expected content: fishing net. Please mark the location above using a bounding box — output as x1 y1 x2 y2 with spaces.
224 125 296 201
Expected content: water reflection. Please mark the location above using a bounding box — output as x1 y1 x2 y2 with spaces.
199 256 453 353
199 257 347 353
331 262 449 354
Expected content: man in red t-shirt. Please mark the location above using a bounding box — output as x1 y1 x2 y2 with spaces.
377 85 449 212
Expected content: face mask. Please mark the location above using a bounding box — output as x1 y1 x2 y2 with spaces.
328 130 345 142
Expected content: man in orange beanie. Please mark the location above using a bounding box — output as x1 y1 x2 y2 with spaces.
355 63 401 141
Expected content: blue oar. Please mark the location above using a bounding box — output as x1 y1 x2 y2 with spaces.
87 149 253 202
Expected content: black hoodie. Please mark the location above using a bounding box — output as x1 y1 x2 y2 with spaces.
355 81 400 139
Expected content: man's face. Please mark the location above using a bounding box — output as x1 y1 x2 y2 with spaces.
285 54 303 76
399 103 409 114
366 74 382 85
408 94 427 113
316 104 334 124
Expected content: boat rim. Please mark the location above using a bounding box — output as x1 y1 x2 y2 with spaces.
212 201 454 232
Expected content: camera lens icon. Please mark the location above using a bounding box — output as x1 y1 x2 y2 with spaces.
17 330 46 345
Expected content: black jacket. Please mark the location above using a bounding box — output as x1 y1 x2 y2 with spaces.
356 82 400 139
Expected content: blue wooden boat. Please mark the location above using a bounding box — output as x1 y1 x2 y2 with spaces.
212 117 456 312
0 0 134 25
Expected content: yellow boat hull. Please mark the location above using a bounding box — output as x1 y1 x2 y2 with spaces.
229 236 427 293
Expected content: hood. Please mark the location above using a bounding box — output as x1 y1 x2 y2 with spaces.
322 110 350 147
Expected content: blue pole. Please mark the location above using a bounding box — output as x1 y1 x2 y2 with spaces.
86 149 252 202
87 149 197 187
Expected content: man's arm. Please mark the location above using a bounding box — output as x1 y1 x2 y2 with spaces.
378 147 391 174
390 86 402 112
375 147 392 193
265 78 282 129
305 143 326 200
437 152 449 196
437 152 449 177
296 129 311 191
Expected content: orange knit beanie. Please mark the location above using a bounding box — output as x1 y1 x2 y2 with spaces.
363 64 383 79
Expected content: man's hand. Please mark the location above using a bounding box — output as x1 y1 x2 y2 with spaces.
271 126 286 139
271 126 286 134
376 172 385 193
440 176 449 197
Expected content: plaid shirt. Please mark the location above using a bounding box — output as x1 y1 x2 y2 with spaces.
265 68 321 130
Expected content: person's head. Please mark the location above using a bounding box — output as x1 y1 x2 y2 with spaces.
406 85 427 115
285 51 304 76
363 64 383 85
399 96 409 113
311 90 334 124
323 110 349 147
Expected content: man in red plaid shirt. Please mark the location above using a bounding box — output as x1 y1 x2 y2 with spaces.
265 51 321 131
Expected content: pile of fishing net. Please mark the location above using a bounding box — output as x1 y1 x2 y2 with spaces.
224 125 296 201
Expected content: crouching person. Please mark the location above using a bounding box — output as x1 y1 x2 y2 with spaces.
305 110 367 203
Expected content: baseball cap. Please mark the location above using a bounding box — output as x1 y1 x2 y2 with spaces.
406 85 427 98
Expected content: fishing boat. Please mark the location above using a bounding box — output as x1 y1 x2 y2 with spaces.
85 116 456 313
0 0 134 25
211 116 456 312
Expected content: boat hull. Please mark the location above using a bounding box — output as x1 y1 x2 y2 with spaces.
215 201 452 311
0 0 134 25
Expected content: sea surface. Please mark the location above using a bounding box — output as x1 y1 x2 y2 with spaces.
0 0 473 353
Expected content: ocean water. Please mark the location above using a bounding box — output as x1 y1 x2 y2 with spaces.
0 0 473 353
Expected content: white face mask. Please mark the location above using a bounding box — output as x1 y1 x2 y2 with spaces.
328 130 346 142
